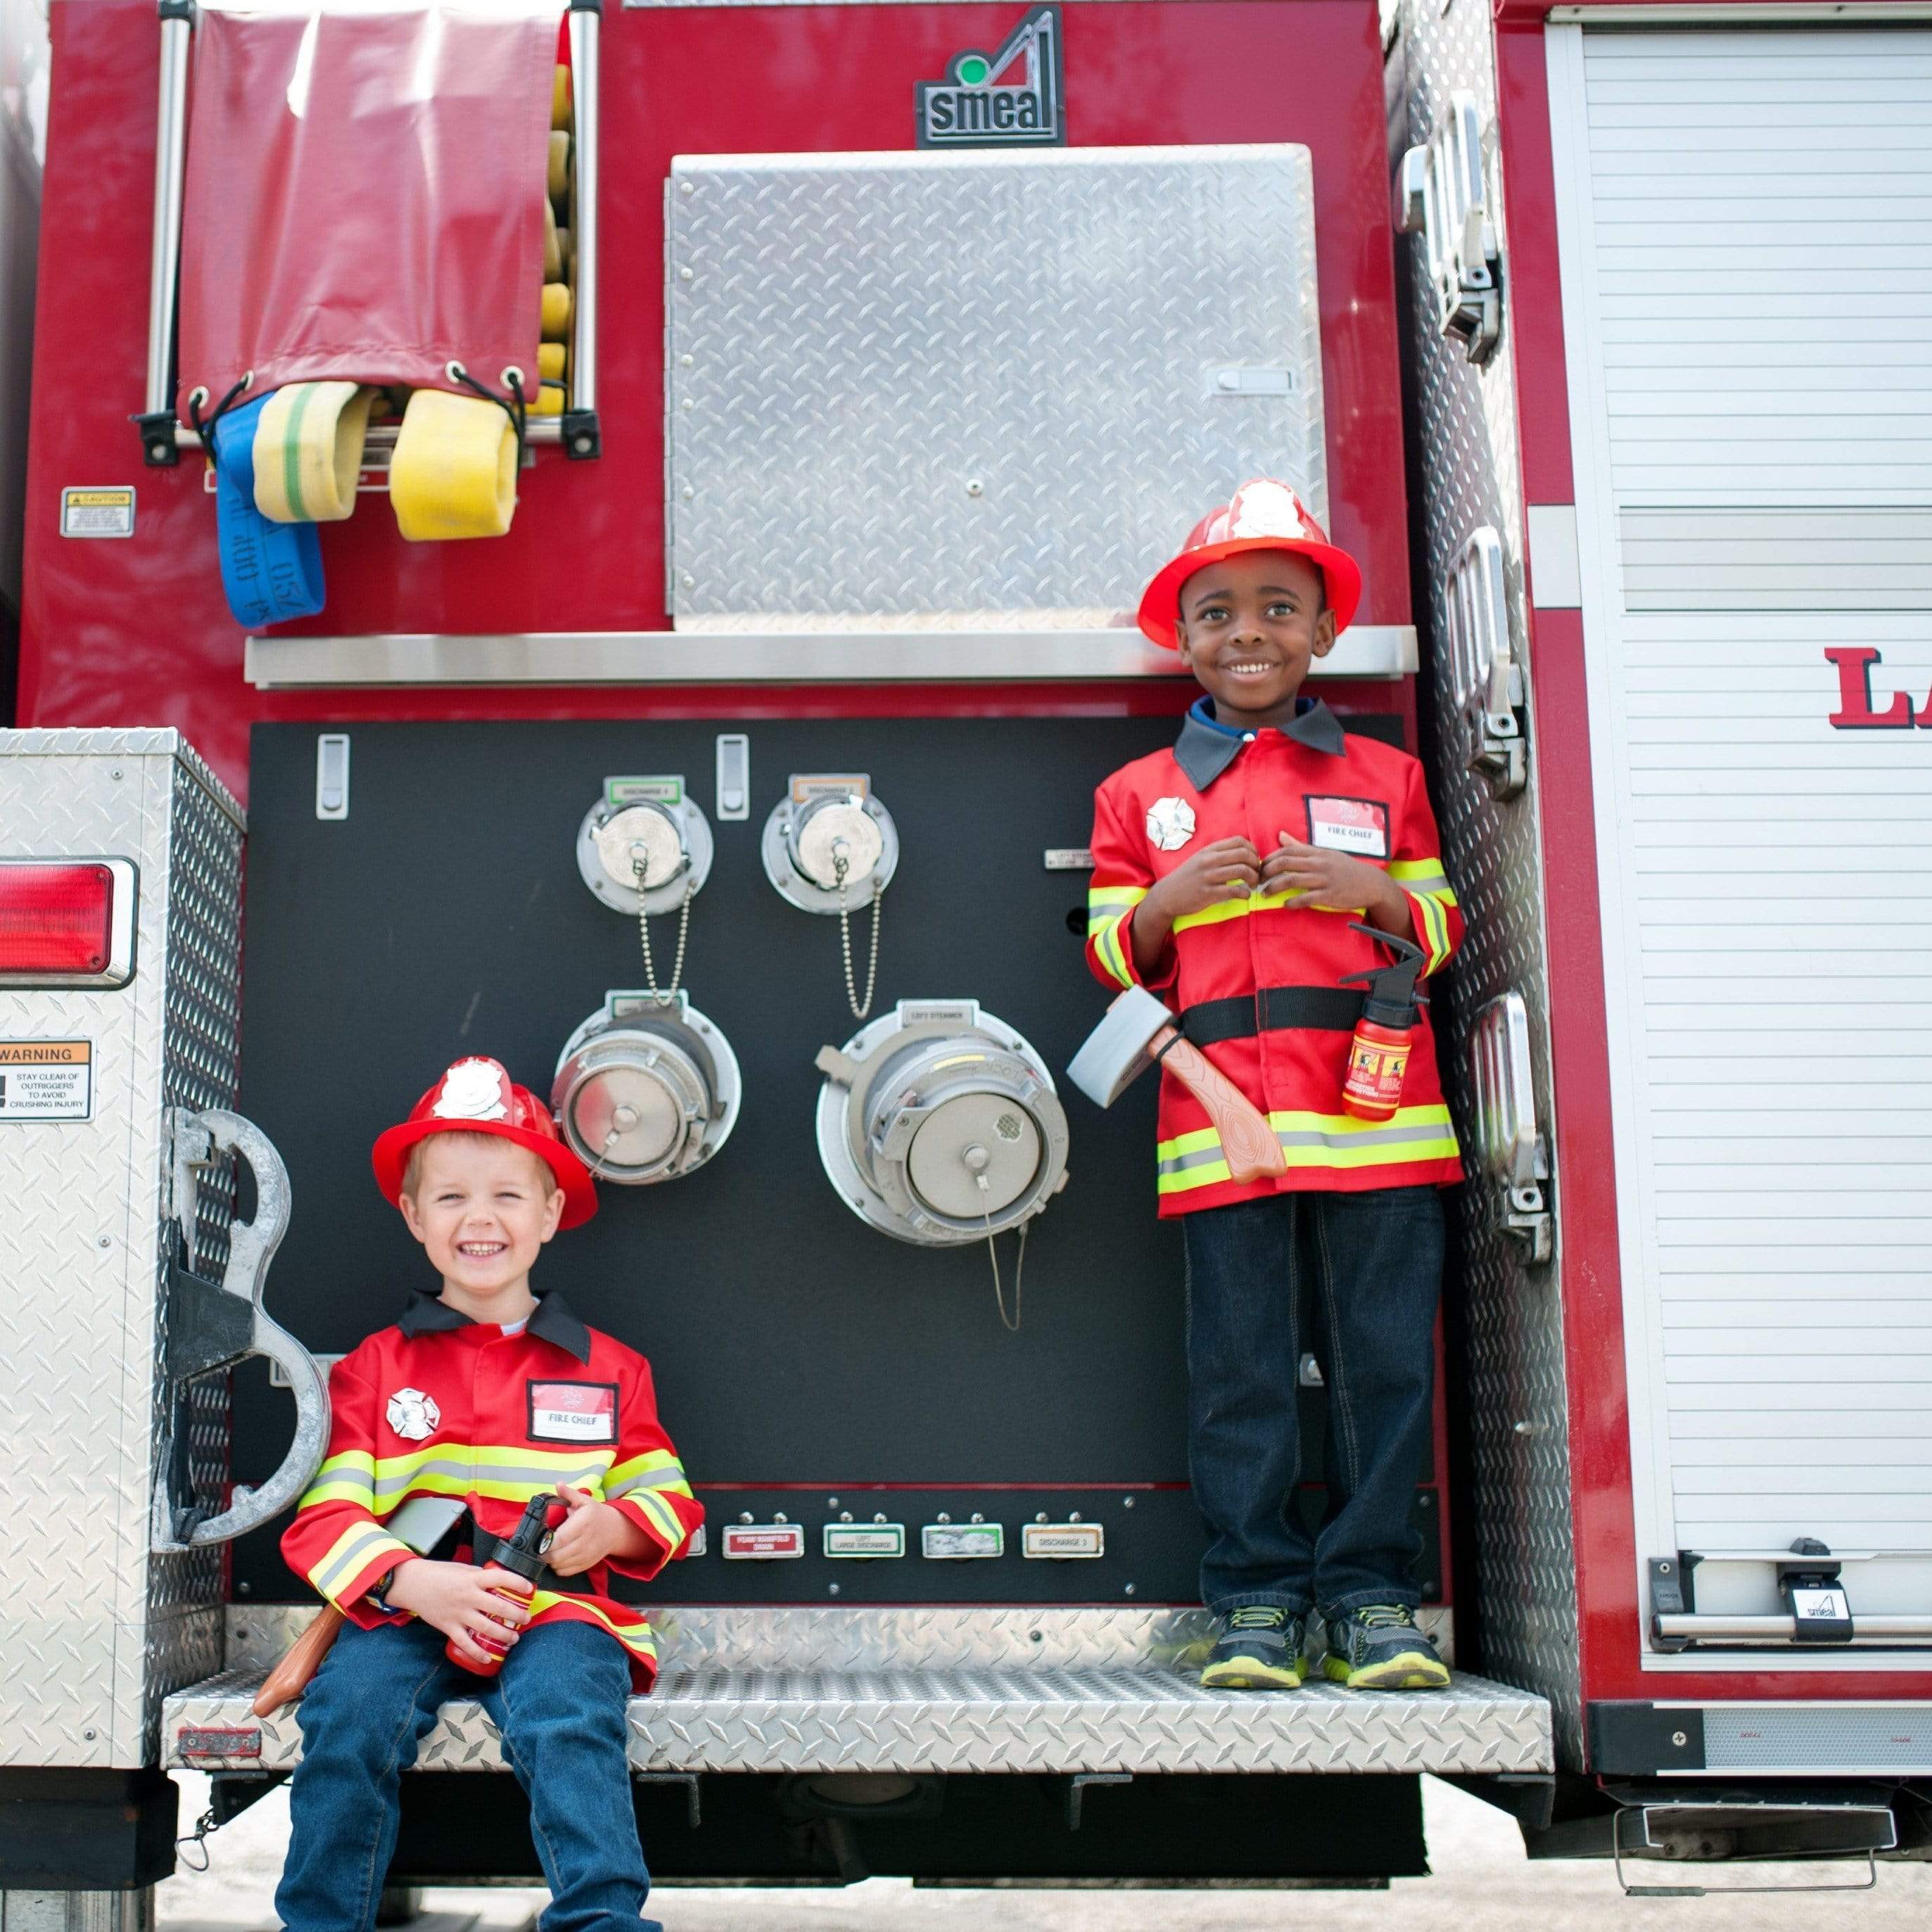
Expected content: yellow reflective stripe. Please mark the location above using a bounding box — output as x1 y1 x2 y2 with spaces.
309 1522 413 1602
300 1475 379 1508
605 1449 685 1494
1172 887 1302 933
1405 889 1453 974
1086 884 1147 917
528 1589 659 1658
363 1443 616 1504
300 1450 377 1508
1157 1154 1233 1194
1092 913 1135 989
1156 1105 1460 1189
618 1485 687 1553
1387 859 1449 890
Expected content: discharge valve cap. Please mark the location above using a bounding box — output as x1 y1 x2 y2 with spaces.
815 999 1069 1247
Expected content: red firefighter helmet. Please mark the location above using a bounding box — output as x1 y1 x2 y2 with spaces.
372 1056 598 1227
1136 478 1363 649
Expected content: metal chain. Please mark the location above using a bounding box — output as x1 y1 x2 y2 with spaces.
833 850 884 1022
634 856 693 1005
175 1804 220 1873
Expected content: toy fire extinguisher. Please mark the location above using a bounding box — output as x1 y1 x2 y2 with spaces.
450 1493 556 1676
1337 923 1429 1122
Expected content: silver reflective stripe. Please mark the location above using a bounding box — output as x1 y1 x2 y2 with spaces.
371 1458 610 1501
314 1525 403 1599
1275 1121 1453 1150
606 1466 689 1499
1156 1145 1228 1178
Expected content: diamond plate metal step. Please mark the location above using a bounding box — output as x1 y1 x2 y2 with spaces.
165 1664 1551 1776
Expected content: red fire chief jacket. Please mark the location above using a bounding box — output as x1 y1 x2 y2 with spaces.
281 1290 702 1689
1085 698 1463 1215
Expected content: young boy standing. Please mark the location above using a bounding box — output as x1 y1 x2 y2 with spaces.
277 1056 702 1932
1085 481 1462 1693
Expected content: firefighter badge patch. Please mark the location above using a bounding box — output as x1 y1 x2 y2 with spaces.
387 1387 441 1440
1145 796 1197 852
431 1057 509 1122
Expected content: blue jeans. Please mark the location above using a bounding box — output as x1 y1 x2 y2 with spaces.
278 1619 659 1932
1182 1186 1442 1619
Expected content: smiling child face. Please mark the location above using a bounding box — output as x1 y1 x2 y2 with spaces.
1172 549 1337 728
398 1131 565 1317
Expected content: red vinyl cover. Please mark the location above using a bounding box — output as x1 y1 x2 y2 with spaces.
177 1 557 408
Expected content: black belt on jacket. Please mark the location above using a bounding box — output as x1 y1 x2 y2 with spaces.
1181 985 1365 1046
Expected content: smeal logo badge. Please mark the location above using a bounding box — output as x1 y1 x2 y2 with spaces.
916 6 1064 151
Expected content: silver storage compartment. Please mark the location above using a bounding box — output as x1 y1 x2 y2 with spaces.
666 144 1326 627
0 730 243 1768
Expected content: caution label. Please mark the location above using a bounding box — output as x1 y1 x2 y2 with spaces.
61 488 136 539
0 1041 94 1121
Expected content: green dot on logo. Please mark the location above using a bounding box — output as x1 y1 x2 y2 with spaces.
956 54 990 85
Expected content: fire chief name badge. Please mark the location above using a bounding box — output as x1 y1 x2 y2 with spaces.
528 1380 618 1445
1305 795 1390 859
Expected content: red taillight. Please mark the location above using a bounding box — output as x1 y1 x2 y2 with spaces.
0 864 117 975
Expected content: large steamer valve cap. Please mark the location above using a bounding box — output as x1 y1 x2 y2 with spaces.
815 1000 1069 1247
552 991 742 1186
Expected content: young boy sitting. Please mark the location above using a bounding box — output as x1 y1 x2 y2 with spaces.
277 1056 702 1932
1084 481 1462 1692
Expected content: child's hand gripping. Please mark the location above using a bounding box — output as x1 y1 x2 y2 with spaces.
546 1482 655 1575
381 1557 533 1668
1260 834 1415 939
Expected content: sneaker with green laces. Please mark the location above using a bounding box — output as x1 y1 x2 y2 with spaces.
1198 1606 1306 1690
1317 1605 1450 1690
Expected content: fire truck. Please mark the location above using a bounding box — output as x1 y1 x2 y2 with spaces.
3 0 1929 1912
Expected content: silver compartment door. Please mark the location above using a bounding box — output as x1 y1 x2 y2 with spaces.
666 144 1325 626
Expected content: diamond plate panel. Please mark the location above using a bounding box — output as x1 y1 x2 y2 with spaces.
1393 0 1583 1765
222 1603 1456 1674
667 147 1326 622
166 1663 1549 1774
0 732 243 1769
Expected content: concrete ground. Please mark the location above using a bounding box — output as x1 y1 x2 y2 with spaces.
158 1772 1931 1932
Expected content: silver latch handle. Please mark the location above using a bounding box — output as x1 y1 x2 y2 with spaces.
167 1107 331 1547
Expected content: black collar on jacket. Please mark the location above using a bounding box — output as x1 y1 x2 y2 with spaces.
400 1288 593 1365
1173 694 1347 792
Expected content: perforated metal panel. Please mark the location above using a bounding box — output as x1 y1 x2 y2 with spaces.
1394 0 1582 1762
666 146 1326 623
0 731 243 1767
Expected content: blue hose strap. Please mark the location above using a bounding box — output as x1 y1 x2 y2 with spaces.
212 393 325 627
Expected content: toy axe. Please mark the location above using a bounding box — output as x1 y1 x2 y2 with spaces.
1067 986 1287 1184
251 1495 468 1715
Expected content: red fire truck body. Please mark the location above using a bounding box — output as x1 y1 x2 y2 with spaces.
3 0 1928 1903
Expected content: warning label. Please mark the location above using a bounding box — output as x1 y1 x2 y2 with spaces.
0 1041 94 1121
60 488 135 539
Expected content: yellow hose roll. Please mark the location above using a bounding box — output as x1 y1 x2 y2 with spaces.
541 282 573 342
531 383 566 418
252 381 373 524
544 195 561 281
389 389 517 542
549 130 571 203
538 341 567 386
552 63 572 131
